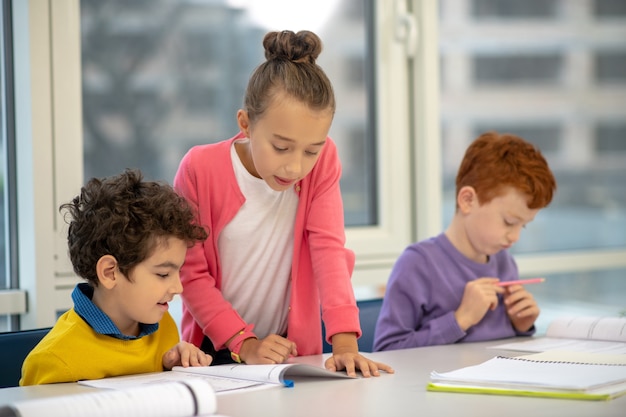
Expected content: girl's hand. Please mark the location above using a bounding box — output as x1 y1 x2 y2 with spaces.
162 341 213 370
239 334 298 364
325 333 394 377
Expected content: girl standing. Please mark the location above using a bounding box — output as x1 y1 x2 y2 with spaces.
174 30 392 377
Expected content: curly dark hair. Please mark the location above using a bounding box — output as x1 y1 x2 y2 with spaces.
60 169 208 285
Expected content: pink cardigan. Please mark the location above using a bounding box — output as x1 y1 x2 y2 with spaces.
173 133 360 355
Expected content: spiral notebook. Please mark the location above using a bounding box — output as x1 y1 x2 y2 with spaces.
427 351 626 401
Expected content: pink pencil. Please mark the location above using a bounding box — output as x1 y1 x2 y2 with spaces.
497 278 545 287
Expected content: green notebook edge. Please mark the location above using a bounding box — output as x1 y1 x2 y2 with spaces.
426 382 626 401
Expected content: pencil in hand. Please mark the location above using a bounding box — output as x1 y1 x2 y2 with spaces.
496 278 545 287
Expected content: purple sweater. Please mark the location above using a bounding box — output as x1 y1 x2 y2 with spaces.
373 233 535 351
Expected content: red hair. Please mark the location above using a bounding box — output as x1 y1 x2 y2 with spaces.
456 131 557 209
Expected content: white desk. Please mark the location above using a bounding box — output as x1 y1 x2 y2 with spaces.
1 339 624 417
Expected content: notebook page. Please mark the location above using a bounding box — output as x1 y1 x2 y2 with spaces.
547 316 626 342
490 337 626 354
520 350 626 365
80 369 269 394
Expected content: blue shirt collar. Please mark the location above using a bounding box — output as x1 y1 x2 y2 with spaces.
72 282 159 340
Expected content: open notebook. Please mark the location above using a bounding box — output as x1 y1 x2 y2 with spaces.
80 362 353 394
491 316 626 354
428 351 626 401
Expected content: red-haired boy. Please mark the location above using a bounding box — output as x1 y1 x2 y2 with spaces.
374 132 557 351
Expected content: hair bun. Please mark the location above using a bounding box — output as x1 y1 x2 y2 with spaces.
263 30 322 64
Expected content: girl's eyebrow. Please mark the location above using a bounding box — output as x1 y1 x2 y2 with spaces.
274 134 326 146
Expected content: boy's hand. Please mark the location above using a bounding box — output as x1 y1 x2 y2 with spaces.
324 333 394 378
162 341 213 370
503 284 540 332
455 277 505 331
239 334 298 364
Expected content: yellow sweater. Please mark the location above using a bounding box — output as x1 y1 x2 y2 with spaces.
20 309 179 385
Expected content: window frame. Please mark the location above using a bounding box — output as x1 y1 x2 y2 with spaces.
9 0 82 328
0 0 24 326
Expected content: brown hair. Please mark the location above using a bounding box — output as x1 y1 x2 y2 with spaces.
456 131 557 209
60 169 208 285
243 30 335 123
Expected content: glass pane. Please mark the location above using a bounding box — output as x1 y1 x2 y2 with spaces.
0 0 9 292
593 0 626 17
80 0 376 226
440 0 626 253
534 269 626 334
0 0 12 332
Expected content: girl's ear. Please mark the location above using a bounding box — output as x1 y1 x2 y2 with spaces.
236 109 251 137
96 255 119 290
457 186 477 214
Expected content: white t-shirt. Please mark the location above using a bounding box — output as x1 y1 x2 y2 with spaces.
218 140 298 339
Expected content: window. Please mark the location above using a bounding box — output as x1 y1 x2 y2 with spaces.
472 123 561 153
596 122 626 153
595 50 626 83
472 0 559 19
11 0 625 331
473 54 564 85
594 0 626 17
80 0 377 226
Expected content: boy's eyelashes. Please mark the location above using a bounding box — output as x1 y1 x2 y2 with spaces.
503 219 528 229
